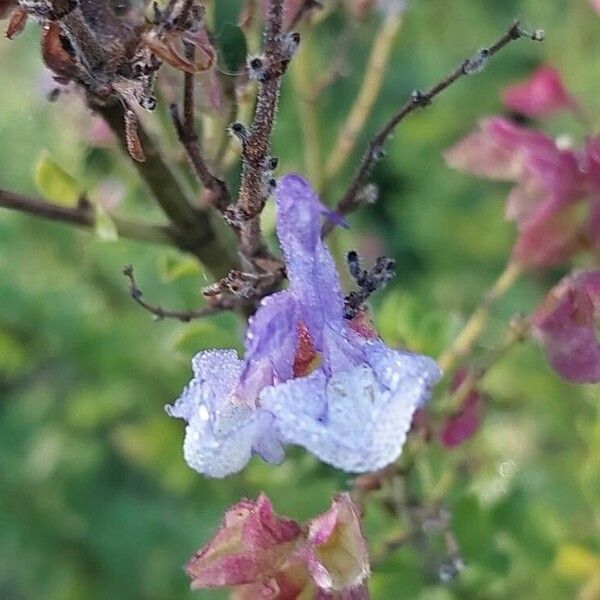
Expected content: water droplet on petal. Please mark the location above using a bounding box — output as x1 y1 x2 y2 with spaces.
198 405 210 421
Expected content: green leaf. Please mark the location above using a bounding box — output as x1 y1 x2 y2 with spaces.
94 203 119 242
0 328 26 377
216 22 248 74
34 151 80 207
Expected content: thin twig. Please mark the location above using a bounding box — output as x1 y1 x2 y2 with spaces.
169 40 232 212
221 84 258 172
122 265 222 322
171 104 231 213
323 20 544 236
0 188 178 246
183 60 195 133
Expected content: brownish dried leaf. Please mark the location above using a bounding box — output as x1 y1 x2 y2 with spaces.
124 109 146 162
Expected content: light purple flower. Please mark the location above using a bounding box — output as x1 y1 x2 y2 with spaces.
167 174 441 477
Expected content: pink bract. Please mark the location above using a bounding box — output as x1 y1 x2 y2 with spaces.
187 494 370 599
445 117 590 269
439 370 484 448
502 66 576 118
533 270 600 383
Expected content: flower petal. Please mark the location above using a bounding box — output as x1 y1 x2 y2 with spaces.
275 175 345 347
167 350 283 477
445 117 561 183
182 408 278 478
242 291 300 389
261 342 441 473
306 494 370 592
187 494 302 588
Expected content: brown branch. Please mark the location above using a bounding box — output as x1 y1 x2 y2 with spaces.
123 265 222 322
0 188 178 246
322 20 544 236
171 104 231 213
236 0 287 262
183 70 195 134
169 41 232 213
94 100 237 278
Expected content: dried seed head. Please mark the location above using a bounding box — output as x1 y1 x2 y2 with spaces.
279 31 301 60
247 55 266 81
343 252 396 319
228 121 249 145
357 183 379 205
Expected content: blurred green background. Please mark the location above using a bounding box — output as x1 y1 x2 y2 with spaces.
1 1 600 598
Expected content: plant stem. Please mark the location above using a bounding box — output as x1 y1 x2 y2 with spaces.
323 20 543 237
324 11 403 183
0 188 177 246
123 265 223 321
437 262 522 374
95 101 237 278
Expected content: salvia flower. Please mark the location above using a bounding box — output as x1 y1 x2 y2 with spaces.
532 270 600 383
186 493 369 599
502 66 578 118
167 174 440 477
445 115 600 269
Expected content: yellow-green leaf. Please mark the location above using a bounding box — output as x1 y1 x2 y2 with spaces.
554 544 600 580
34 151 80 207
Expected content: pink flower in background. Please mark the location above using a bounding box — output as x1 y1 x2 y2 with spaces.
186 494 370 599
591 0 600 14
445 117 588 269
502 67 577 118
532 270 600 383
439 370 485 448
